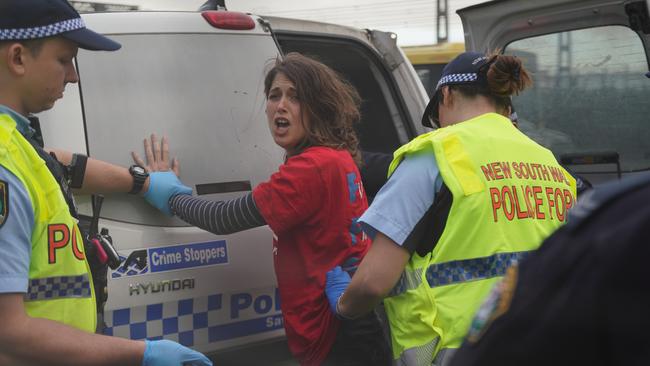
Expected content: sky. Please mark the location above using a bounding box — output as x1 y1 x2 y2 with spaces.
82 0 487 46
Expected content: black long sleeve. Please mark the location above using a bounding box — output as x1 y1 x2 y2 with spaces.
170 193 266 235
360 150 392 198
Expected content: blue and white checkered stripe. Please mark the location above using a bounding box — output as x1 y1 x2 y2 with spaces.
0 18 86 41
426 251 530 288
104 291 284 347
436 72 478 91
389 251 531 296
388 266 423 297
24 274 91 301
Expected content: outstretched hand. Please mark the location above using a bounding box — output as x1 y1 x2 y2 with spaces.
132 134 180 176
132 134 191 216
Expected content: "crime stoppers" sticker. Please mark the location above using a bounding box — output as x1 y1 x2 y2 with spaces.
150 240 228 272
111 240 228 278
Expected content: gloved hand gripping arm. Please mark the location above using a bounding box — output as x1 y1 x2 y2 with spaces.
325 266 353 318
325 232 411 319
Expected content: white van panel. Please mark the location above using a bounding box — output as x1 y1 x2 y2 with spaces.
72 27 286 351
76 33 282 225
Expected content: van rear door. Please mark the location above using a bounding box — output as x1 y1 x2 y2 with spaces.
459 0 650 184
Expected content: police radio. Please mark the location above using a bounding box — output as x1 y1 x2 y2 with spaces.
87 194 123 270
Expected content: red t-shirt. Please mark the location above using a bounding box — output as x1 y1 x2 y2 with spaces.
253 146 371 365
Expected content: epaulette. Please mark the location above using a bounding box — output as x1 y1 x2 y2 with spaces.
565 173 650 231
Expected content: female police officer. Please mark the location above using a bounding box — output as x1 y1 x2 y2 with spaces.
324 51 577 365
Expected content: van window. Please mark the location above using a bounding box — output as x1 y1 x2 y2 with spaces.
278 37 412 153
505 26 650 174
76 34 283 226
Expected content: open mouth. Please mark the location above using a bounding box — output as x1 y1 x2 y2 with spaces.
275 118 290 128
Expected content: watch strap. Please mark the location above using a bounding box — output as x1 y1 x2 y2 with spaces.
129 165 148 194
68 154 88 189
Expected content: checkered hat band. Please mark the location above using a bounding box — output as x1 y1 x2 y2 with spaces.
0 18 86 41
436 73 478 91
24 274 91 302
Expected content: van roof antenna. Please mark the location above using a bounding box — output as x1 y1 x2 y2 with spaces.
199 0 227 11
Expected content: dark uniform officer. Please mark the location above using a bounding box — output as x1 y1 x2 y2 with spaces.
450 173 650 366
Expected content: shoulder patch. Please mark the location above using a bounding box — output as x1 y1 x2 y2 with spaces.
0 180 7 229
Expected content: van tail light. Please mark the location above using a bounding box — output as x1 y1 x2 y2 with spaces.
202 11 256 30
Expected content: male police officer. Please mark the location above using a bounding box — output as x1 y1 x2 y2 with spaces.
0 1 207 365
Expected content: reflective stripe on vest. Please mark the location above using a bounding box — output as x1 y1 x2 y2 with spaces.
25 274 92 302
0 113 96 332
395 343 457 366
383 113 577 364
395 337 439 366
391 251 531 296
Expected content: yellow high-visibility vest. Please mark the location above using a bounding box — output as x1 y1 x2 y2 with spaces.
384 113 576 365
0 113 96 332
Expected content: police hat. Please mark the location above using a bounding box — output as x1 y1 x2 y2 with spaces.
0 0 121 51
422 51 492 128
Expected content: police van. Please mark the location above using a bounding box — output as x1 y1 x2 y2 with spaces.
36 7 428 361
459 0 650 186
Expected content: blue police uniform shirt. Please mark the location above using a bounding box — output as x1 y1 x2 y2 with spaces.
360 153 443 246
0 105 36 139
0 105 35 294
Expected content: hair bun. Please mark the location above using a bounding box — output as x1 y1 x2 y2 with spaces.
487 53 532 97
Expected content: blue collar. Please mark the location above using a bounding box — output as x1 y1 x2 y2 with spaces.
0 105 35 139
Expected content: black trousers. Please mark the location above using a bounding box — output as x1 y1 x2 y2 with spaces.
322 310 392 366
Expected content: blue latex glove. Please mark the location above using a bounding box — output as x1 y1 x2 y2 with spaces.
142 339 212 366
341 256 360 276
143 171 192 216
325 266 351 315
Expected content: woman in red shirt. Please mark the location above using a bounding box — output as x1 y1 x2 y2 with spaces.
137 53 391 366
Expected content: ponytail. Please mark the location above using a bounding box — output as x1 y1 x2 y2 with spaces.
486 52 533 98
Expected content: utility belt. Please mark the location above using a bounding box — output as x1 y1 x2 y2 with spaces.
79 195 122 333
27 136 122 333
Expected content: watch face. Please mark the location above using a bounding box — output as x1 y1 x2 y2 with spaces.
132 166 146 175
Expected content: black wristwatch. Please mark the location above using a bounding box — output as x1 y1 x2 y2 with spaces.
128 165 149 194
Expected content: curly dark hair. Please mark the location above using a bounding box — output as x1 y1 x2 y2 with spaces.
264 52 363 166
